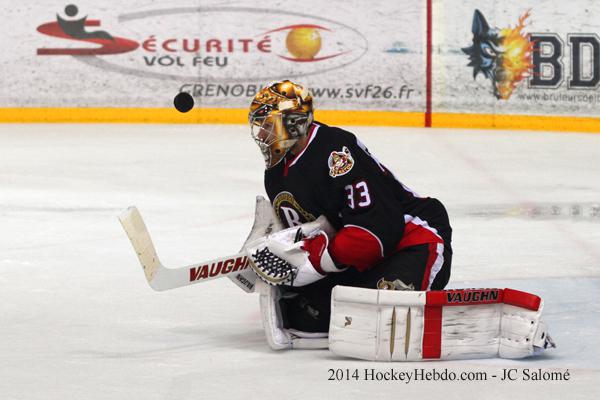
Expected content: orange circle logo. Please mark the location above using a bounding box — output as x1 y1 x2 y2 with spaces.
285 27 322 59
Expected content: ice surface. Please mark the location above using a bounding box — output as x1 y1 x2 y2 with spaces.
0 124 598 399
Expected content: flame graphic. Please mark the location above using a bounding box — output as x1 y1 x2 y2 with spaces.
497 11 534 99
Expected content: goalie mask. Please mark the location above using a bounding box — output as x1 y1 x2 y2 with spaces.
249 80 314 169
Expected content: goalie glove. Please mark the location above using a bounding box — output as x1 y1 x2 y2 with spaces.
246 227 342 287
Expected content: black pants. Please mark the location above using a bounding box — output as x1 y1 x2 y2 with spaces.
280 243 452 332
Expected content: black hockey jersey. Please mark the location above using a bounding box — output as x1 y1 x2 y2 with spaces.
264 122 452 273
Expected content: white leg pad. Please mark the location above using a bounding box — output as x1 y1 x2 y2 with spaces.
257 280 292 350
257 280 328 350
329 286 555 361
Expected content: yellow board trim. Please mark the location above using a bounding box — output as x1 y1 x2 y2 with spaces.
432 112 600 133
0 107 599 133
0 107 423 126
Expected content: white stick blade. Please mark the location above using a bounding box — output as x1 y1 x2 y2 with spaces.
119 206 162 285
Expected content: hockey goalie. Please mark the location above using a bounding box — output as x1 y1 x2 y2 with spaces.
120 80 555 361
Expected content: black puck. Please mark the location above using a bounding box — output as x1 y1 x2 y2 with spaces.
173 92 194 113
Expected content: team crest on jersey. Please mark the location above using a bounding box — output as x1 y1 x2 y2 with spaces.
328 146 354 178
273 191 316 227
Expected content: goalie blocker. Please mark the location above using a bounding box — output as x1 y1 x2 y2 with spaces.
259 284 555 361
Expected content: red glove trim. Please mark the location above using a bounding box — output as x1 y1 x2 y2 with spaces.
301 232 329 275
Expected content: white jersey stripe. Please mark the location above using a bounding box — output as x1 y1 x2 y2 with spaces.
403 214 443 241
426 243 445 290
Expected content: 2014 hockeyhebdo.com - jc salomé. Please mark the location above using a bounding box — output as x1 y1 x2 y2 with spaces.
326 368 571 383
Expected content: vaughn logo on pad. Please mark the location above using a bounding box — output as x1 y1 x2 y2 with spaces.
445 289 500 304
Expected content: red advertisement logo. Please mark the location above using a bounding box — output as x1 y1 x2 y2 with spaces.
37 4 139 56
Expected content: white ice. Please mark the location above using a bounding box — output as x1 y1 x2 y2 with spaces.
1 124 599 399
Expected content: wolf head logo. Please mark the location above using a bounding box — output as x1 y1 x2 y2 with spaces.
462 9 533 100
462 10 502 84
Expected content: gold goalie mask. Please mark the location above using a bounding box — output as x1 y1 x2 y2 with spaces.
249 80 314 169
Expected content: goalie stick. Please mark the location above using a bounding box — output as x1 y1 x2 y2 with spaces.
118 196 283 292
